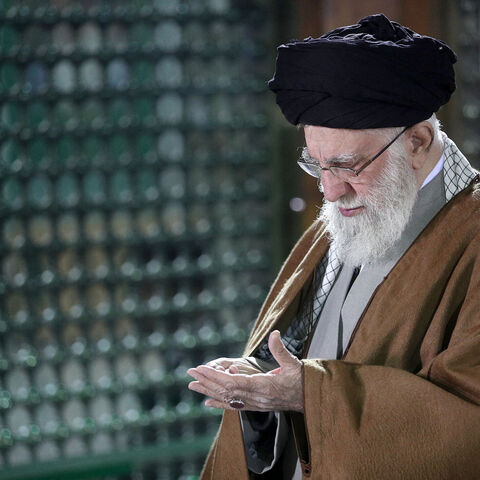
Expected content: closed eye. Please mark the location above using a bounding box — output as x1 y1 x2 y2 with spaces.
301 147 363 169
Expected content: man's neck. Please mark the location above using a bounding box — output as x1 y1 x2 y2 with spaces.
420 153 444 189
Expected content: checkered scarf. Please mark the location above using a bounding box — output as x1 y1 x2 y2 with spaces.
256 134 477 361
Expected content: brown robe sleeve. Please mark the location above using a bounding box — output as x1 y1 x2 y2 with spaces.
201 185 480 480
302 360 480 479
298 220 480 479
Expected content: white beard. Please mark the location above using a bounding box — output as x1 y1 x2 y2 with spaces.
318 152 419 267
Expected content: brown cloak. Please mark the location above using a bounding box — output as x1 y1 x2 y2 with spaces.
201 179 480 480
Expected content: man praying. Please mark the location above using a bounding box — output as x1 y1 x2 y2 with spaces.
188 14 480 480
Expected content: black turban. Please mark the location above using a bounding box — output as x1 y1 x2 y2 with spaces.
268 14 457 129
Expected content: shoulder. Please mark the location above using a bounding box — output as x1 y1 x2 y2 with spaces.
442 178 480 262
443 177 480 234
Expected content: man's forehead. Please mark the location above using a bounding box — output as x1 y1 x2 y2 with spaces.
304 125 375 143
304 125 377 158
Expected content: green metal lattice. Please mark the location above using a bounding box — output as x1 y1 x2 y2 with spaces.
0 1 274 478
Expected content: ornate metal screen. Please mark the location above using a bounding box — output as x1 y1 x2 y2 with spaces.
0 1 273 478
457 0 480 169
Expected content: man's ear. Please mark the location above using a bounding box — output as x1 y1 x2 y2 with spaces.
406 122 434 170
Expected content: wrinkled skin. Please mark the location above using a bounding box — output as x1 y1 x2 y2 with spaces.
187 330 304 412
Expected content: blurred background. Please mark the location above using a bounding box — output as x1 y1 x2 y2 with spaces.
0 0 478 479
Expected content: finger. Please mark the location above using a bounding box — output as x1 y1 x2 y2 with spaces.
205 396 286 413
188 381 227 403
206 361 226 371
205 398 231 410
187 367 213 378
188 370 228 395
189 369 248 402
268 330 301 369
233 364 263 375
228 365 239 374
195 366 253 390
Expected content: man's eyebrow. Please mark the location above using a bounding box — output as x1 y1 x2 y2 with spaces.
300 147 314 162
301 147 361 165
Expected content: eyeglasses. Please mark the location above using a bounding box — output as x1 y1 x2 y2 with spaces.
297 126 409 184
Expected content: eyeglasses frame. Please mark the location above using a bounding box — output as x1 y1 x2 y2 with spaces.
298 126 409 183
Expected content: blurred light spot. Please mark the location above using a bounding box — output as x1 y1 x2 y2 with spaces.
289 197 306 212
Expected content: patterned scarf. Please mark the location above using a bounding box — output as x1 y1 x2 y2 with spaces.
256 134 478 361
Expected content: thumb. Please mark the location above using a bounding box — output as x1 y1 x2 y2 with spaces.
268 330 300 370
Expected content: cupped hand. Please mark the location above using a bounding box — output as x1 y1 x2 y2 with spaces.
187 330 304 412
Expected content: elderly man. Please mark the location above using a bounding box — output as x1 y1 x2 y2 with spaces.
188 14 480 479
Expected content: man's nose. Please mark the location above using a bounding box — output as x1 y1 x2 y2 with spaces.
320 172 353 202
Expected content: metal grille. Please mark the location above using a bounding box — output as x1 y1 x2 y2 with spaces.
0 1 273 478
457 0 480 169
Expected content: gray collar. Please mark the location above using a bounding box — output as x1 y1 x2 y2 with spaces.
372 166 446 271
